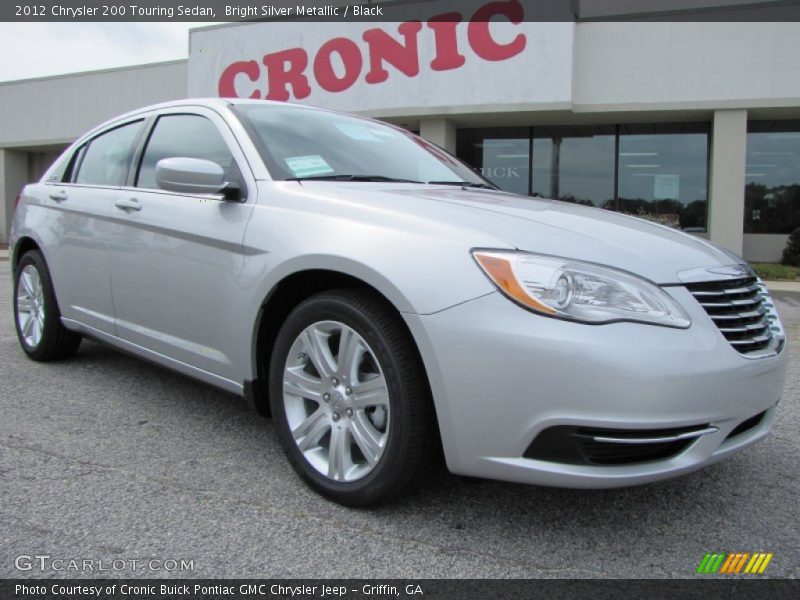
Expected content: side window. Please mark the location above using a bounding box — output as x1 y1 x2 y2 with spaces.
136 114 244 192
45 150 72 183
64 145 87 183
74 121 143 186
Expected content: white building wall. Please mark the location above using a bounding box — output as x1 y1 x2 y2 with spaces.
573 22 800 112
0 60 187 149
0 60 187 243
744 234 790 264
0 150 28 245
419 118 457 153
709 110 748 255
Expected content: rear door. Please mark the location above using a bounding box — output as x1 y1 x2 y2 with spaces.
44 119 144 334
106 107 255 382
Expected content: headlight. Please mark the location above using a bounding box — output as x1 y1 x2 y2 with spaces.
472 250 691 328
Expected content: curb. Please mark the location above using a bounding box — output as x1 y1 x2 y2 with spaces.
764 280 800 293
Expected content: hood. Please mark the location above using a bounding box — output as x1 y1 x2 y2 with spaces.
295 182 741 285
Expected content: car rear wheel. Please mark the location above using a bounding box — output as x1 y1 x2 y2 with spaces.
269 289 439 507
14 250 82 361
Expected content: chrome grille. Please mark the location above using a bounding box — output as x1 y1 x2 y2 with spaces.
686 276 785 357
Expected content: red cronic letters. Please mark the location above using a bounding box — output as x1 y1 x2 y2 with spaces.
427 13 467 71
314 38 364 93
263 48 312 101
468 0 527 61
217 0 527 100
363 21 423 84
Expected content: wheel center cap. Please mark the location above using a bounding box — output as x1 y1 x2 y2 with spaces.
329 390 345 411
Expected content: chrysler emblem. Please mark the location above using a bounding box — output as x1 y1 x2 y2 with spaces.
706 264 751 277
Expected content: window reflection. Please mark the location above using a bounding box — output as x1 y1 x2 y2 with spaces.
744 122 800 234
457 123 709 232
532 126 615 208
456 128 529 196
531 138 552 198
617 124 708 231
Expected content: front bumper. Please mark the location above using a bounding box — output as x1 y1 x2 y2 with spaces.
404 287 788 488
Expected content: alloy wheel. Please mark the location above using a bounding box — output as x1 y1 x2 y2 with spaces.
282 320 390 482
17 264 45 348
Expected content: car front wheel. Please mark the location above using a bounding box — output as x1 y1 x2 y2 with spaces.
269 289 439 507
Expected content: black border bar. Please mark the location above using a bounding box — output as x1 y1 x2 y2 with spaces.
2 579 800 600
5 0 800 22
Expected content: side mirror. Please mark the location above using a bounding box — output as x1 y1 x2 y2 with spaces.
155 157 231 197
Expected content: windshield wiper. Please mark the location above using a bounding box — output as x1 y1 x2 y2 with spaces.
427 180 498 190
287 174 422 183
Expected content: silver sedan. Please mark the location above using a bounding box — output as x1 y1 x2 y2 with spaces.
10 99 788 506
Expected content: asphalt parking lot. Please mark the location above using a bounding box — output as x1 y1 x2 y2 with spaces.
1 260 798 579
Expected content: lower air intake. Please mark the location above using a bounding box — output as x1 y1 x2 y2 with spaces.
524 424 715 466
725 411 766 440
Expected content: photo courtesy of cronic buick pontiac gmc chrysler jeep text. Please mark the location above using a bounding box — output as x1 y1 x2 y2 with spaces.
10 99 788 506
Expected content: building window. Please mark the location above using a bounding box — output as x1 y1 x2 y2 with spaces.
744 121 800 234
532 125 616 208
617 123 709 232
456 123 710 232
456 128 529 196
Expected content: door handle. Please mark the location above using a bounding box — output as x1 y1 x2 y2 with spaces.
115 197 142 212
49 190 67 202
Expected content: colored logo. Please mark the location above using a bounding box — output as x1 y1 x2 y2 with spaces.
697 552 773 574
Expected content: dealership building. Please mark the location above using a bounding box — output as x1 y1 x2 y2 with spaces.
2 0 800 262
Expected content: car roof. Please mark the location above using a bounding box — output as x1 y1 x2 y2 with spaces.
78 97 362 144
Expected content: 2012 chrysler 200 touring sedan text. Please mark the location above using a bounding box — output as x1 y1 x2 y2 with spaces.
11 99 788 506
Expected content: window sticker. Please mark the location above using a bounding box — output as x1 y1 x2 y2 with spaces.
654 174 680 200
334 122 384 142
373 128 401 138
284 155 335 178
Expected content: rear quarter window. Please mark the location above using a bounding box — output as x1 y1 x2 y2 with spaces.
44 151 71 183
73 120 143 186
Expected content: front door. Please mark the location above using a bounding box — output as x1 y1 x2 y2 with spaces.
106 108 255 382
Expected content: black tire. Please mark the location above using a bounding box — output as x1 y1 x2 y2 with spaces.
13 250 82 361
269 289 440 507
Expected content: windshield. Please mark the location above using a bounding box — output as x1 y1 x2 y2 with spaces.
233 103 491 186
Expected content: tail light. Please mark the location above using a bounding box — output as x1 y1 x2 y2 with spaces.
14 191 22 213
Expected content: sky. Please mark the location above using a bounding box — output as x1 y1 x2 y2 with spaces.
0 23 218 82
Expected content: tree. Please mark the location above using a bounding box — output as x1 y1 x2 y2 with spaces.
781 226 800 266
